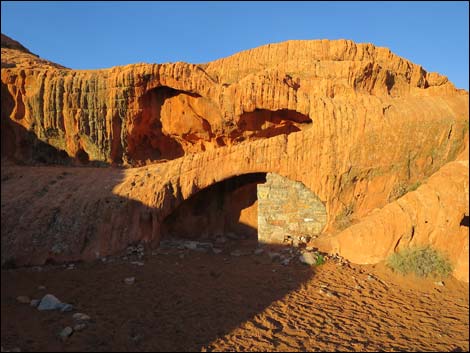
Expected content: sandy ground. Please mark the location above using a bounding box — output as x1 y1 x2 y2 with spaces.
2 238 469 352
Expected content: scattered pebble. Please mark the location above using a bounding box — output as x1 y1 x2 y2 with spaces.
37 294 63 311
318 288 338 298
184 241 199 250
130 334 144 343
59 326 73 341
1 347 21 352
193 247 209 253
130 261 145 266
212 248 223 254
230 250 242 257
60 304 74 312
124 277 135 285
37 285 46 291
30 299 40 307
72 312 91 321
226 233 239 240
253 248 264 255
268 252 281 261
35 294 73 311
434 281 445 287
299 252 317 266
16 296 30 304
73 323 87 332
215 236 227 245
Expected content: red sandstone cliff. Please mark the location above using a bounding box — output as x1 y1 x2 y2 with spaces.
2 34 466 166
1 34 468 281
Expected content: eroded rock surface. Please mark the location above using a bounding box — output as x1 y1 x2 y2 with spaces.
312 146 470 282
2 33 466 167
1 34 468 281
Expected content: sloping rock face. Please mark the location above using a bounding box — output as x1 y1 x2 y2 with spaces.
1 35 468 280
1 33 67 70
312 146 469 282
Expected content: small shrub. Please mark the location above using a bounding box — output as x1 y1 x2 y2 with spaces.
407 181 421 193
388 180 422 202
386 246 452 278
388 182 408 202
315 254 325 266
335 204 354 231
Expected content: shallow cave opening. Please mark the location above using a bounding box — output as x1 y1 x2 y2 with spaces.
161 173 267 242
127 86 200 165
232 109 312 142
75 148 89 165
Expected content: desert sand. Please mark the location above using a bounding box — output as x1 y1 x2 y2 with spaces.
2 233 468 352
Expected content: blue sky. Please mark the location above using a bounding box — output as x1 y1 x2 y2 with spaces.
1 1 469 90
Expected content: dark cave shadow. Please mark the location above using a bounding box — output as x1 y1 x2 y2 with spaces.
160 173 267 240
1 139 316 353
232 108 312 142
460 215 469 227
0 119 104 167
1 83 109 168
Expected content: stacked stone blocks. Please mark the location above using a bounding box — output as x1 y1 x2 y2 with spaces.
257 173 327 245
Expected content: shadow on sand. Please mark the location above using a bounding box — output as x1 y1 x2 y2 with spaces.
1 119 316 352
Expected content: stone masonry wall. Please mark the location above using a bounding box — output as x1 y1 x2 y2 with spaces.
257 173 327 245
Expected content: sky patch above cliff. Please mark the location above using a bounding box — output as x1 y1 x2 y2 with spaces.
1 1 468 90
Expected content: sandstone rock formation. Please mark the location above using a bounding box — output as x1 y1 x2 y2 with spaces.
312 145 469 282
1 34 468 281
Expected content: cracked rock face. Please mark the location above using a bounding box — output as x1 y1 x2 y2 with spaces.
1 33 468 281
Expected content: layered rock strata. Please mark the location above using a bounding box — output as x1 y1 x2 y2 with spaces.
1 34 468 281
312 146 469 282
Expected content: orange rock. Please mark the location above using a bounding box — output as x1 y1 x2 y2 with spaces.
312 145 469 282
2 34 466 166
1 34 468 282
